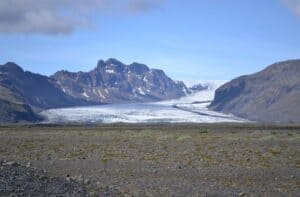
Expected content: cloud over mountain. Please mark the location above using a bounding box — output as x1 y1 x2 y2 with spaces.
0 0 165 35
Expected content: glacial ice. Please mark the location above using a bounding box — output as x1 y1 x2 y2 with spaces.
40 81 246 124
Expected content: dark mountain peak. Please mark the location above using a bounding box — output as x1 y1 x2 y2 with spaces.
260 59 300 73
105 58 125 67
151 68 165 75
3 61 18 66
95 58 126 73
128 62 150 74
52 70 73 80
1 62 24 74
273 59 300 65
53 58 187 103
55 69 73 75
96 60 106 69
0 59 188 123
189 83 209 92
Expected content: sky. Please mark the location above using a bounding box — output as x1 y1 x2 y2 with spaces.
0 0 299 81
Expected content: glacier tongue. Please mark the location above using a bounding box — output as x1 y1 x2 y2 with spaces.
40 81 247 124
40 103 245 124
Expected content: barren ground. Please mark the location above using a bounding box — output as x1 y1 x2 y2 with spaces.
0 123 299 196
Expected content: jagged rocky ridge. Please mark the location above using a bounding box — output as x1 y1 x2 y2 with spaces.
189 84 209 93
52 58 189 103
209 59 300 123
0 62 90 111
0 59 189 122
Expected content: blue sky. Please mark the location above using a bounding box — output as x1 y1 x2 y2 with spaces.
0 0 299 81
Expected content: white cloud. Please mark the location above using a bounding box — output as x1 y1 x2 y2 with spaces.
126 0 165 13
0 0 165 35
282 0 300 17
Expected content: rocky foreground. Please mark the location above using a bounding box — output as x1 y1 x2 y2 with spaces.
0 160 87 196
0 124 299 196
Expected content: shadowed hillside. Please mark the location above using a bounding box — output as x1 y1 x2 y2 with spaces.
210 60 300 123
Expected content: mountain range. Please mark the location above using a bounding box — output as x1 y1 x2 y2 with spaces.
52 58 189 104
1 58 300 123
209 59 300 123
0 59 189 122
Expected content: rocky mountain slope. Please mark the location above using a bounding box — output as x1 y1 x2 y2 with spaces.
0 59 189 122
0 62 89 111
52 58 189 103
209 60 300 123
0 86 42 123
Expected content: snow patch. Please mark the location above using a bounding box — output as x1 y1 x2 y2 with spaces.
106 69 115 74
137 87 146 95
98 90 106 100
143 76 148 82
182 87 188 95
93 88 97 94
82 92 89 98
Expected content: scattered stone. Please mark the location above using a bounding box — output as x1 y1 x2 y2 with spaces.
66 174 71 182
6 161 17 166
26 162 31 168
0 161 87 196
84 178 90 185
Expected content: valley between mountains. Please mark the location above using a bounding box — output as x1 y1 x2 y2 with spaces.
0 59 300 123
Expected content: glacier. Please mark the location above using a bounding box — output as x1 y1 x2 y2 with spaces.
40 81 247 123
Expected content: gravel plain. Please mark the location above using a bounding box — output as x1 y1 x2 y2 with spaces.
0 123 299 196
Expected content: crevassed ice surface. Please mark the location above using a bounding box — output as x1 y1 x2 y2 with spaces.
40 81 247 123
